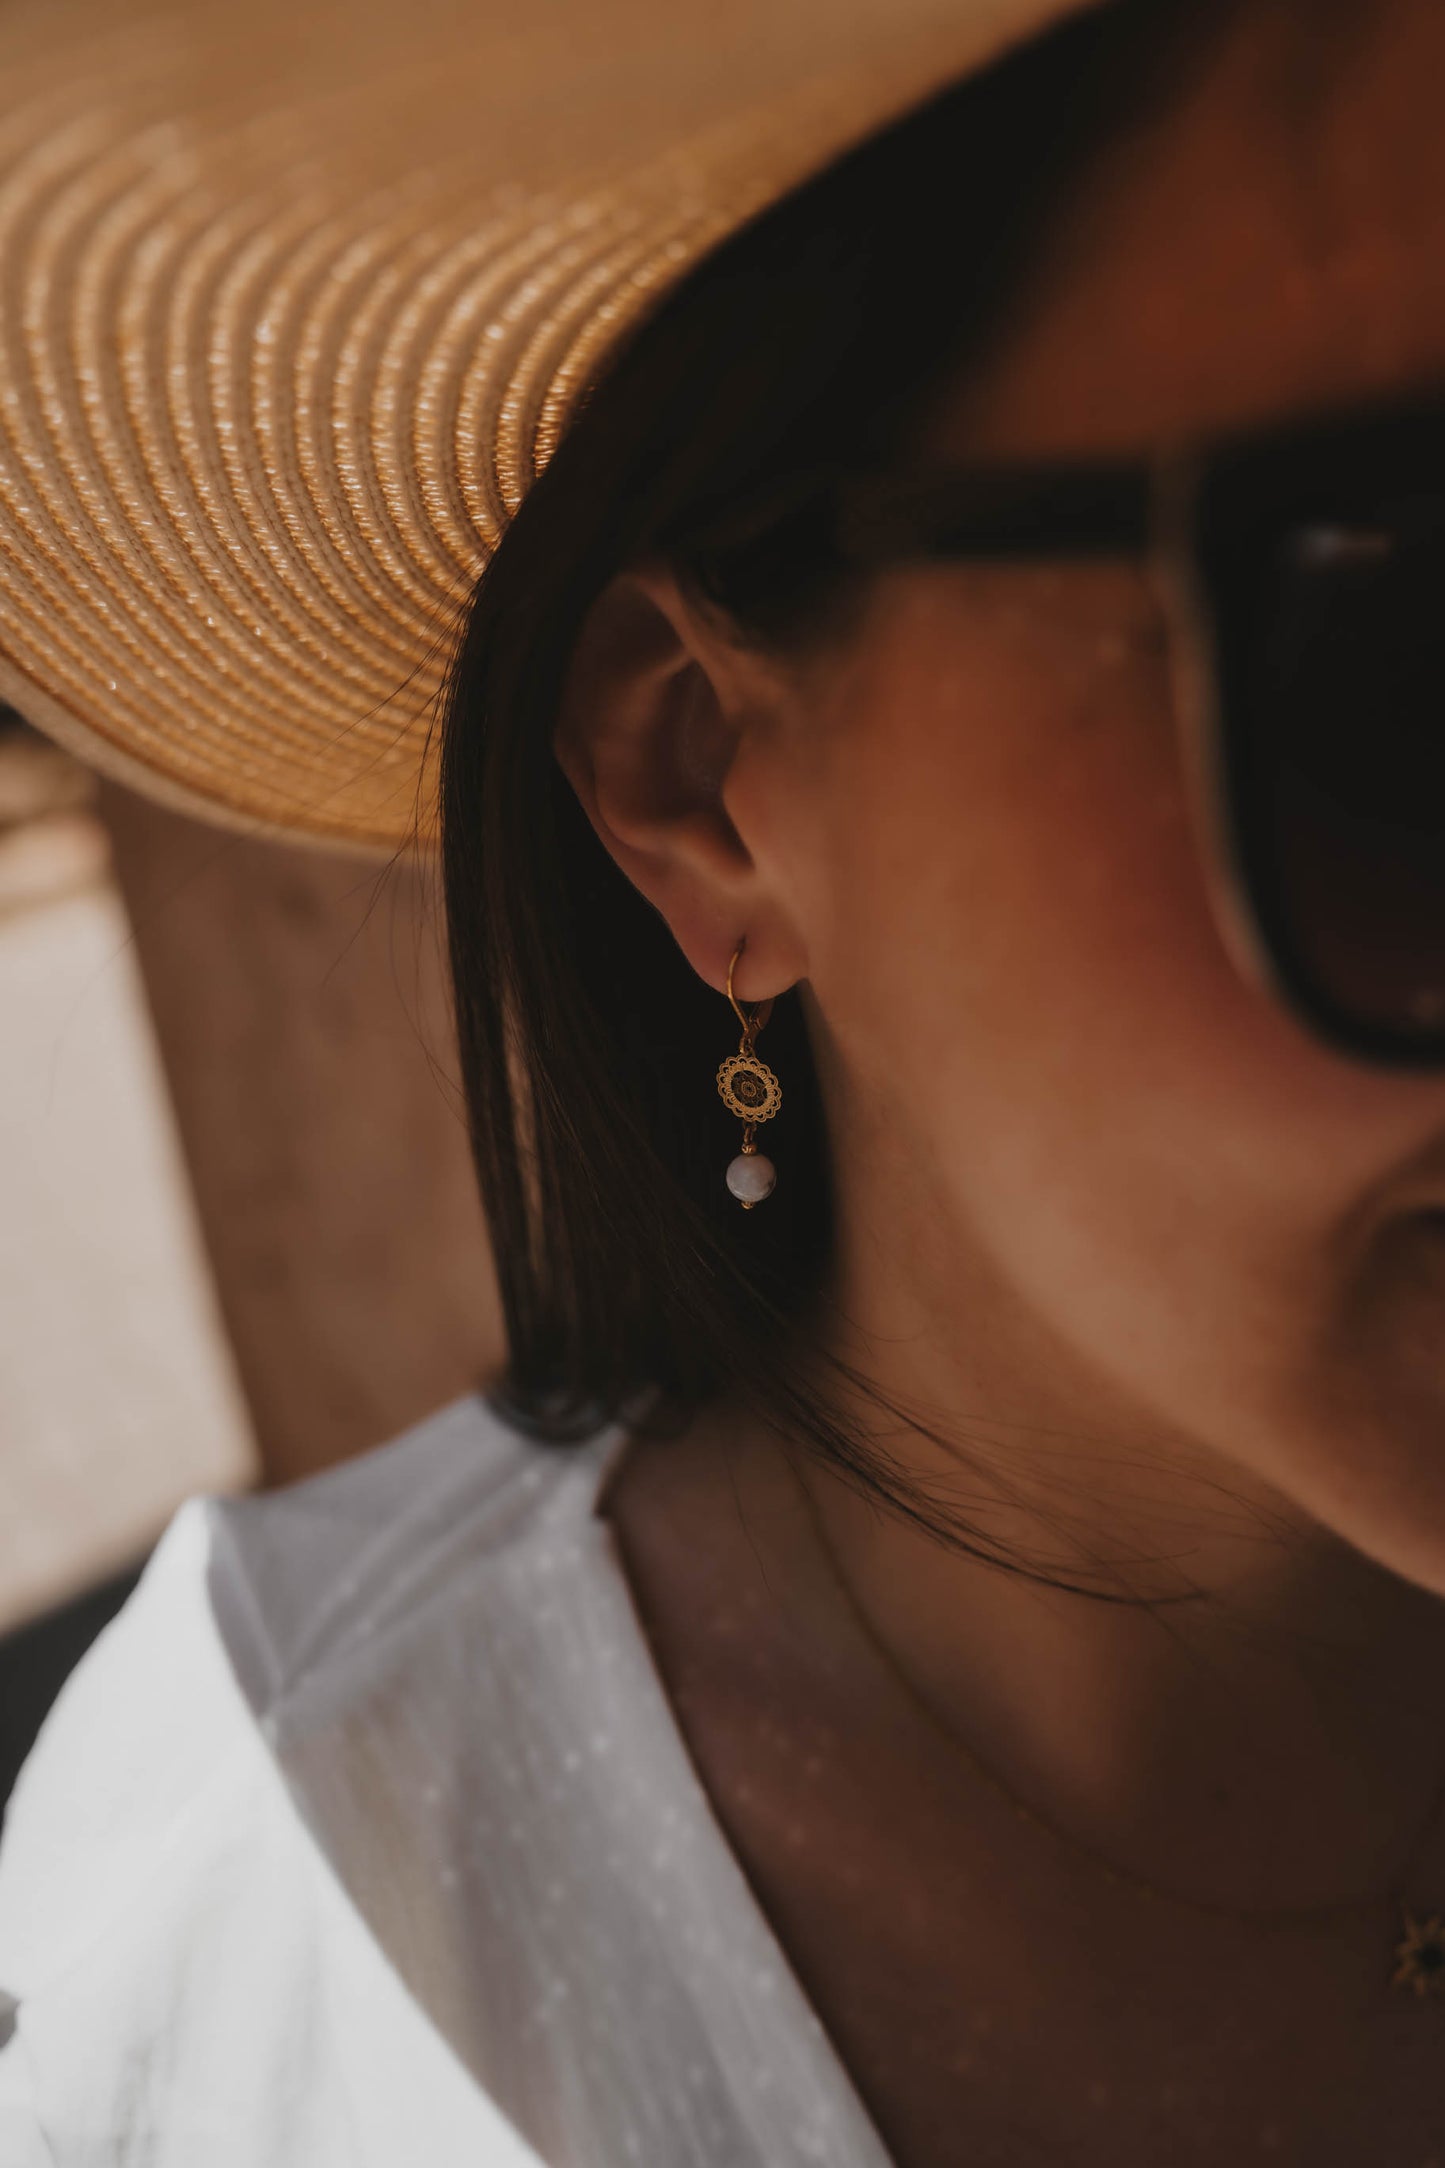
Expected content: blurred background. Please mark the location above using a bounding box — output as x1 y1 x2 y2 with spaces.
0 707 502 1807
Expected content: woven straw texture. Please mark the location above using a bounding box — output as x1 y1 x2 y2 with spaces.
0 0 1081 849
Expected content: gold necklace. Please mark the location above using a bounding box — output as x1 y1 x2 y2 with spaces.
794 1468 1445 1999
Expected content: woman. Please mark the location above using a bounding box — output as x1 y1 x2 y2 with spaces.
4 0 1445 2159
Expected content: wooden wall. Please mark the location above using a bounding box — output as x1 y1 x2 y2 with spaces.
99 783 503 1487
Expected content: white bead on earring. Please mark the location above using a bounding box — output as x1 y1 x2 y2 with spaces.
716 938 782 1207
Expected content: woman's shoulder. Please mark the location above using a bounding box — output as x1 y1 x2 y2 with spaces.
199 1392 622 1724
0 1394 610 2166
0 1394 894 2168
1 1391 614 1818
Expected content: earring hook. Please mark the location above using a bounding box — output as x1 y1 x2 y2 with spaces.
727 939 774 1049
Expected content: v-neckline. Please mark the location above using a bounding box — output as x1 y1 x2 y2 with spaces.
218 1394 902 2168
582 1420 899 2168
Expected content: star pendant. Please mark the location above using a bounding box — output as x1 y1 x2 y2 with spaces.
1392 1911 1445 1998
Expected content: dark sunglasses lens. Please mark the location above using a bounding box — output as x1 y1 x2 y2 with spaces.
1198 407 1445 1062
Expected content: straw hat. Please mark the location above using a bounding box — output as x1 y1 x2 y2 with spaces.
0 0 1089 852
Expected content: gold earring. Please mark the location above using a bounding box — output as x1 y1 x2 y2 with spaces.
716 938 782 1207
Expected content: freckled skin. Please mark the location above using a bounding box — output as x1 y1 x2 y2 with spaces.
568 3 1445 2161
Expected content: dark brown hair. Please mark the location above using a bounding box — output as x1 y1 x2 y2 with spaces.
439 0 1236 1572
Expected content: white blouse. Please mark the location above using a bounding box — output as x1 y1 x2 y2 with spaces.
0 1395 895 2167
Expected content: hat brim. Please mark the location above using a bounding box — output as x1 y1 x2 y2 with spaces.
0 0 1093 851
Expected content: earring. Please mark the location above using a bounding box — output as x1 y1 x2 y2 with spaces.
717 938 782 1207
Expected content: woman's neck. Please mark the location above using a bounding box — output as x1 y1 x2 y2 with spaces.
722 1175 1445 1914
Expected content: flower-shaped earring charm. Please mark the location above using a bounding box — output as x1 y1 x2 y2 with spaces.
717 940 782 1207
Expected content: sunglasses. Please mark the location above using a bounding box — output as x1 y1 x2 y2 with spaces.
836 388 1445 1072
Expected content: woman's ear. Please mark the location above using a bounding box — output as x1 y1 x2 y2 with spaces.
553 564 799 998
